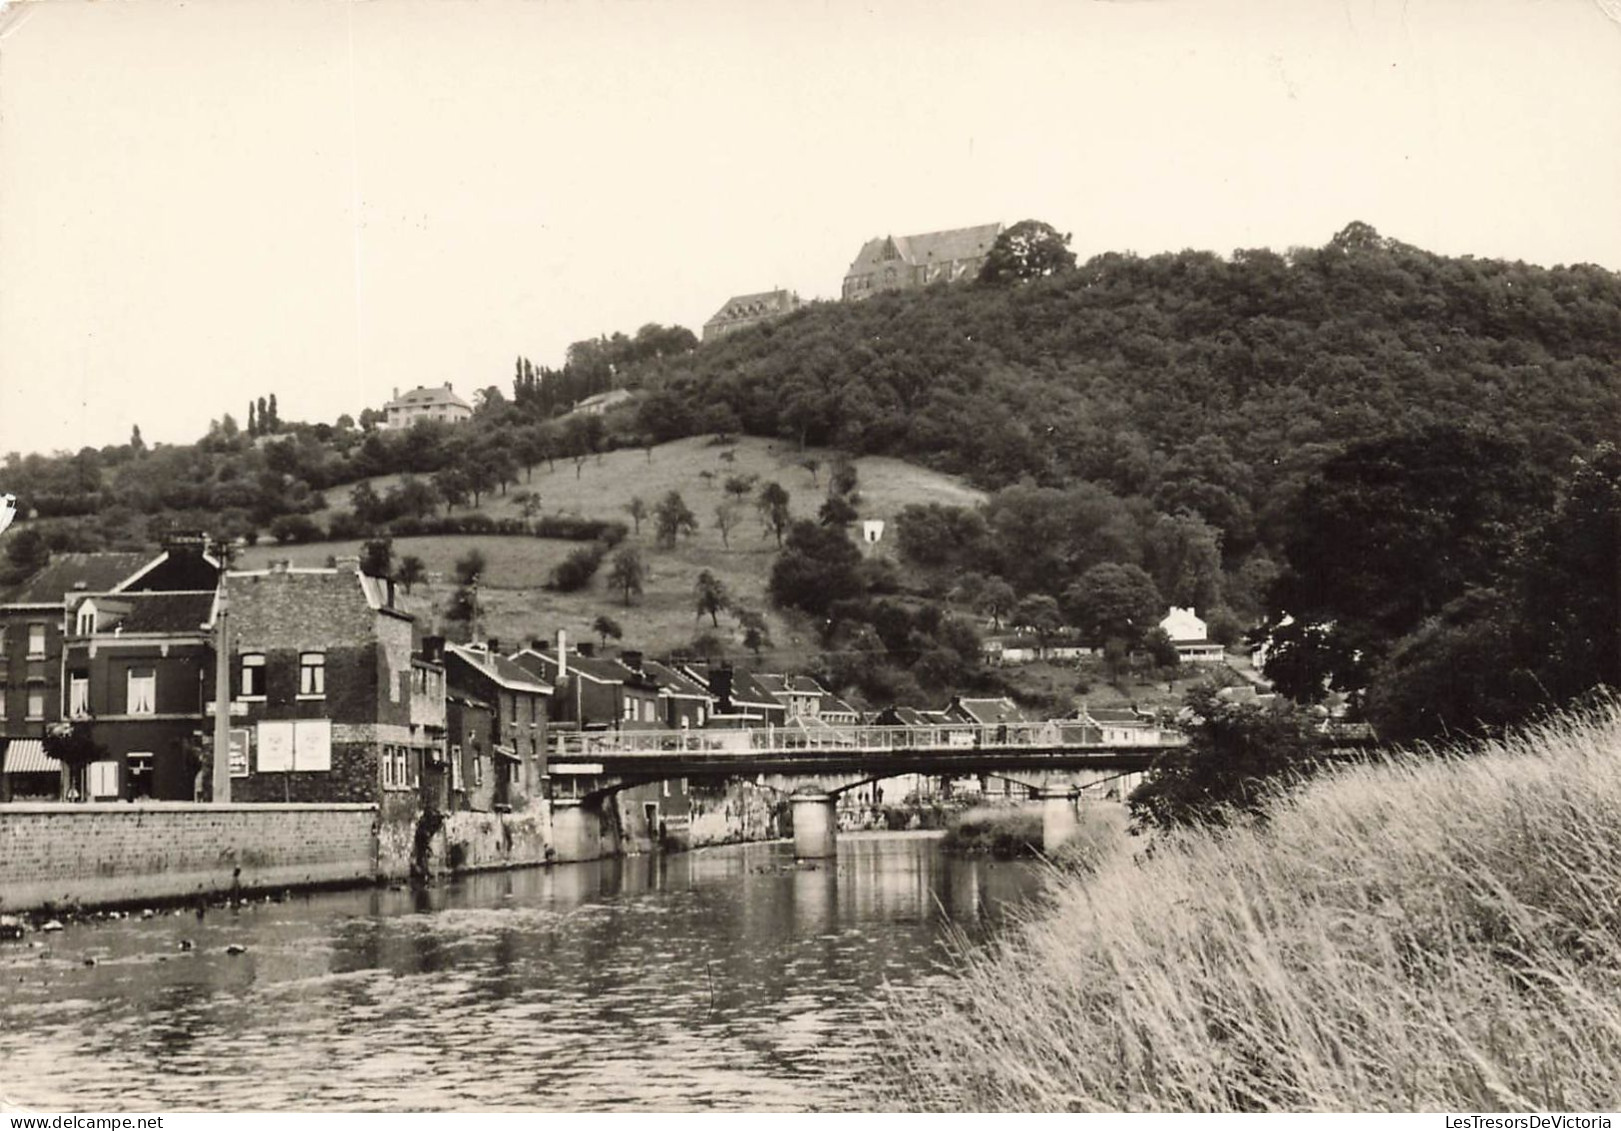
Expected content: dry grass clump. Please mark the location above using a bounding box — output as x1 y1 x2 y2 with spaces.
877 701 1621 1111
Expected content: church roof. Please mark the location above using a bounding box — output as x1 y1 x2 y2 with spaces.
845 223 1003 277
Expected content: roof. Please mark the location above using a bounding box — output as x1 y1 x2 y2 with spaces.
446 643 553 694
705 289 800 326
2 552 154 606
642 659 712 700
950 697 1038 725
1 739 56 774
845 223 1002 277
512 648 628 685
1083 707 1154 726
83 590 217 635
753 673 830 698
385 384 472 411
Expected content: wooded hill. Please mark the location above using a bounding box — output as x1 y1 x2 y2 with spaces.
630 221 1621 560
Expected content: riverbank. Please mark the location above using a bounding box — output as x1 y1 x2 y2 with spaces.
876 700 1621 1111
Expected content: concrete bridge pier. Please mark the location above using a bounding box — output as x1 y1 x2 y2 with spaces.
552 798 619 863
790 791 838 859
1039 787 1080 852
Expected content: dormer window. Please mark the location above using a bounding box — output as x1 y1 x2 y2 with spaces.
75 601 97 636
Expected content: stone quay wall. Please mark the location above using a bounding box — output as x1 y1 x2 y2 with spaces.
0 802 383 913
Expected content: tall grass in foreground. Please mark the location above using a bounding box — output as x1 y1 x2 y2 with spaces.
876 701 1621 1111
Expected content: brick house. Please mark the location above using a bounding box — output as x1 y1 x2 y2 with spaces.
642 659 713 729
841 223 1003 300
443 641 551 810
218 564 443 827
59 590 219 801
1 537 221 802
701 289 802 341
445 690 497 812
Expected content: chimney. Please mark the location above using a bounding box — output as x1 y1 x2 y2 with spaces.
445 381 453 391
487 637 501 656
577 642 595 658
393 386 399 401
622 650 643 674
557 628 568 682
422 635 446 664
711 665 734 713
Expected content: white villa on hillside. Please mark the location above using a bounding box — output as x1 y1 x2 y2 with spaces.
1159 606 1227 664
381 383 473 430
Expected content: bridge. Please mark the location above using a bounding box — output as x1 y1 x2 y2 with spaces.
543 720 1186 860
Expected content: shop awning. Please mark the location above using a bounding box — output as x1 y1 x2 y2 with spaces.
2 739 58 774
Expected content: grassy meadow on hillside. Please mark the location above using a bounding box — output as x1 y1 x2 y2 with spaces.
876 700 1621 1112
241 436 986 663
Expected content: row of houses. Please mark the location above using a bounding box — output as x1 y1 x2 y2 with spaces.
2 539 1159 836
982 606 1231 667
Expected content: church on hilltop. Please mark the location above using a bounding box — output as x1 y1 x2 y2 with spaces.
841 222 1003 300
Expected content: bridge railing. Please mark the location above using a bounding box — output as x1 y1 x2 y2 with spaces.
549 720 1183 760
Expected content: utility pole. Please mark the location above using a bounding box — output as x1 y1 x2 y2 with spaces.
212 590 232 803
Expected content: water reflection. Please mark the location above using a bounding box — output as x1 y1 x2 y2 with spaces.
0 832 1041 1111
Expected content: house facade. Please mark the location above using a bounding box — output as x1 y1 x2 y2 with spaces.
443 641 552 809
702 289 803 341
1159 606 1227 663
1 538 221 802
841 223 1003 300
380 383 473 430
217 564 440 821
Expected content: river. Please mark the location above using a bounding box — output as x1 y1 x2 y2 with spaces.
0 832 1044 1112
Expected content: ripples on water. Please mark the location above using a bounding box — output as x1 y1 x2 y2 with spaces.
0 832 1043 1112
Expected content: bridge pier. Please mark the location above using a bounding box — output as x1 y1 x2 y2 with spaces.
1039 787 1080 852
790 792 838 859
552 798 619 863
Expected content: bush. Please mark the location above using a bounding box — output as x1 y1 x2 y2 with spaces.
268 514 321 544
547 543 607 592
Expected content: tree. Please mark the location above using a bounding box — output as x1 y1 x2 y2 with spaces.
454 549 487 587
819 495 858 528
606 546 646 606
624 496 648 536
756 481 792 546
3 526 49 584
713 501 741 548
1012 594 1065 654
737 607 771 659
247 401 257 437
513 489 544 520
978 219 1076 283
1128 686 1319 832
694 569 730 626
1063 563 1163 647
396 554 426 594
360 536 393 579
977 577 1017 630
592 613 624 648
723 475 754 502
43 721 110 803
130 424 145 453
801 457 821 486
266 393 280 432
768 520 863 616
654 490 699 549
1265 427 1549 702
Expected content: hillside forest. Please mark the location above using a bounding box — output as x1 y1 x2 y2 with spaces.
4 222 1619 745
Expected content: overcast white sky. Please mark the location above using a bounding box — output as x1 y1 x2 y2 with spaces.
1 0 1618 457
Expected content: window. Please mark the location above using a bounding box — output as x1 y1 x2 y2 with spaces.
127 668 155 715
75 604 96 636
127 753 154 800
27 686 45 720
409 749 420 789
27 624 45 658
88 760 120 801
240 654 265 698
298 652 325 697
623 698 634 721
68 673 89 719
474 751 484 787
696 706 706 726
0 684 7 720
450 744 464 791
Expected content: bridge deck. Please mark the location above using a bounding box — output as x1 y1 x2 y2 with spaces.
546 721 1186 777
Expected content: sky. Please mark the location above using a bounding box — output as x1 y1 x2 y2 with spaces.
1 0 1618 458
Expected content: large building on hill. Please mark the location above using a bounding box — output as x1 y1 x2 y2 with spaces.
841 223 1003 300
381 383 473 430
702 289 803 341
